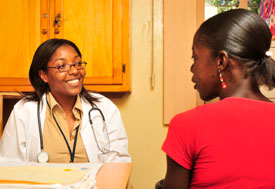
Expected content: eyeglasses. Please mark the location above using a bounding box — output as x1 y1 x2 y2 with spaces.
47 61 87 72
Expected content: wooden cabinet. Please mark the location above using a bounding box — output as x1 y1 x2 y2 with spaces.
0 0 130 92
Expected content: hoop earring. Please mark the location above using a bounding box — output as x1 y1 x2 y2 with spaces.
218 69 227 89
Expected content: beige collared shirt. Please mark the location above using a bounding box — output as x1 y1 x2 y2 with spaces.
43 92 89 163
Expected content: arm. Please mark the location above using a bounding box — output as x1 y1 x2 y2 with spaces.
162 155 191 189
0 103 27 161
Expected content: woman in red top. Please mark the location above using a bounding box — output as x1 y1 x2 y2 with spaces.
162 9 275 188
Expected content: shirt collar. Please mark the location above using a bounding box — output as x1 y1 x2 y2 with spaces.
46 92 83 119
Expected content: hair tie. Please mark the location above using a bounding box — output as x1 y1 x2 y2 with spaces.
265 51 273 57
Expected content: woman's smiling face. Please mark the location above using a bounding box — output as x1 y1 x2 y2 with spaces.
40 45 86 100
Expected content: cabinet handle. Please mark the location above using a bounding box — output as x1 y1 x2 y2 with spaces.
42 29 47 34
54 13 61 27
54 28 60 34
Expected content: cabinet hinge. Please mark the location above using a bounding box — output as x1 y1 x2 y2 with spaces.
122 64 126 73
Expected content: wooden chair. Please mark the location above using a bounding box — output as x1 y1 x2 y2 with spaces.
155 179 164 189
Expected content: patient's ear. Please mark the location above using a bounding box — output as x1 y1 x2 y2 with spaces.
39 70 48 83
217 50 229 71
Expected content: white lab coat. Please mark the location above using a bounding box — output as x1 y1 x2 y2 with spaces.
0 93 131 163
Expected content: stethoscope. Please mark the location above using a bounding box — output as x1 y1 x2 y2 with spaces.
37 98 111 163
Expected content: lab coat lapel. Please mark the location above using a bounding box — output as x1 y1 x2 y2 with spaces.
80 99 101 162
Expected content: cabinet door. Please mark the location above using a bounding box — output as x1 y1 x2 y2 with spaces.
0 0 41 91
0 0 130 92
56 0 130 92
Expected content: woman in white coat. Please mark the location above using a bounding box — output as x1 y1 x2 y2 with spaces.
0 38 131 163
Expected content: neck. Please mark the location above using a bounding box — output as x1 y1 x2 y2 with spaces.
52 94 77 113
219 77 271 102
218 59 272 103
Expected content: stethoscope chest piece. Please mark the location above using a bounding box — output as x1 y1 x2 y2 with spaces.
37 151 49 163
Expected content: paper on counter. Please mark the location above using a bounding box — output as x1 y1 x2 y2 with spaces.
0 161 103 189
